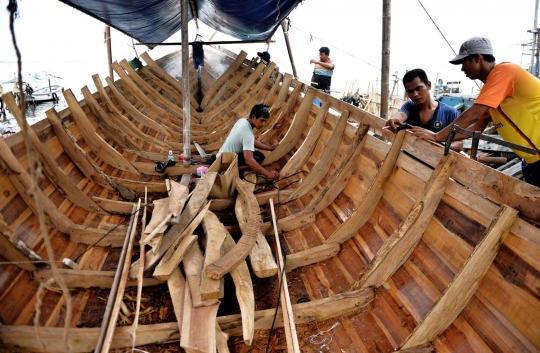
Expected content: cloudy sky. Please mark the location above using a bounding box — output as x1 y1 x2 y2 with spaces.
0 0 536 99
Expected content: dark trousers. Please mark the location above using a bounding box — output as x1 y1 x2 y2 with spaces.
522 159 540 187
237 151 265 167
312 74 331 92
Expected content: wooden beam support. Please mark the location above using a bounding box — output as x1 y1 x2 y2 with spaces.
400 205 518 349
352 154 457 290
325 130 407 244
0 287 374 352
70 224 127 248
0 216 37 271
200 211 226 301
285 242 340 272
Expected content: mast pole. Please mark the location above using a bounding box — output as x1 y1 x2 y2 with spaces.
281 20 298 79
181 0 191 166
381 0 391 119
105 26 114 81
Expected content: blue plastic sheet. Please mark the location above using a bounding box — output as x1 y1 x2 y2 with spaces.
59 0 303 44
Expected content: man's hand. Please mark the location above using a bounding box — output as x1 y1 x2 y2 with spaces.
410 126 438 142
266 170 280 180
270 141 279 151
310 59 318 64
385 118 404 133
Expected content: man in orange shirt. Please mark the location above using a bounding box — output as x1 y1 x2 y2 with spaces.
411 37 540 187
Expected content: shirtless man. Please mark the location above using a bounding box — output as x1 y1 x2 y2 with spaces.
310 46 335 92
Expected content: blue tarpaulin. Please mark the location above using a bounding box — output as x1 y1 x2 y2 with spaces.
59 0 303 44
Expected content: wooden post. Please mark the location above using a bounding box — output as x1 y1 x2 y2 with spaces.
181 0 191 166
281 20 298 79
105 26 113 81
380 0 391 119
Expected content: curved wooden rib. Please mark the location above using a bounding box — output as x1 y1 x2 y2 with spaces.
263 88 316 166
0 215 36 272
205 178 261 279
258 83 302 144
325 130 407 244
400 205 518 349
237 174 277 278
230 61 277 118
139 51 201 110
286 109 351 202
63 89 139 173
278 101 329 178
306 123 370 213
0 132 72 234
198 50 248 111
3 93 108 214
263 72 283 106
200 62 266 124
45 109 115 191
81 86 140 151
89 78 175 150
254 75 294 139
94 74 174 139
202 58 258 116
352 153 457 290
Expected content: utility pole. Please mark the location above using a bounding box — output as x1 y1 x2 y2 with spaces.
381 0 391 119
181 0 191 166
281 20 298 79
529 0 539 75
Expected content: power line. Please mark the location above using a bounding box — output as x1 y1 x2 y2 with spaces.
288 23 381 70
417 0 457 55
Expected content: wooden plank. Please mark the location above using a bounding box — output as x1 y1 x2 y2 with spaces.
3 93 108 215
285 242 340 272
169 179 189 217
143 197 170 236
0 135 73 234
278 101 329 178
152 202 211 281
221 227 254 345
325 130 407 244
200 211 226 301
353 154 457 289
33 268 163 289
180 279 219 353
205 178 263 279
306 123 369 213
263 88 316 166
167 267 186 334
269 199 301 353
286 109 351 201
215 321 230 353
0 288 374 351
69 224 126 247
130 172 217 277
400 205 518 349
92 197 137 215
63 89 139 173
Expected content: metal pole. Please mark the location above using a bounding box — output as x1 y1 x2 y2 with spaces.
281 20 298 79
381 0 391 119
105 26 114 81
531 0 539 74
181 0 191 166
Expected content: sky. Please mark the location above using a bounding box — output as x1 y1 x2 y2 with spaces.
0 0 537 100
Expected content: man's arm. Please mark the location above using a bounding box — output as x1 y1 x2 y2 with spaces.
243 150 280 180
254 140 278 151
411 103 491 142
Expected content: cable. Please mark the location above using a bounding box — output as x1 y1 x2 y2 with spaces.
417 0 457 55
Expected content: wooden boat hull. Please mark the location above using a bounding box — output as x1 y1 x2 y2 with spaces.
0 46 538 352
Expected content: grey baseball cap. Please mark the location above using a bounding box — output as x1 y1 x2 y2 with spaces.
449 37 493 64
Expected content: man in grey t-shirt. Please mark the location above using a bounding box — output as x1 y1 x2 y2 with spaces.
217 104 280 180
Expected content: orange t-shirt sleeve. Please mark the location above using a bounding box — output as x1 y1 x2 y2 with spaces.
475 68 514 109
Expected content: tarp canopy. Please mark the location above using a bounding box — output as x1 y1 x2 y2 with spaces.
59 0 304 44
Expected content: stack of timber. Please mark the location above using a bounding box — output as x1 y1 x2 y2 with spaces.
0 45 539 353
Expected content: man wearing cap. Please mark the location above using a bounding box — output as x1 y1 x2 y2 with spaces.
411 37 540 186
217 104 280 180
310 46 335 92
